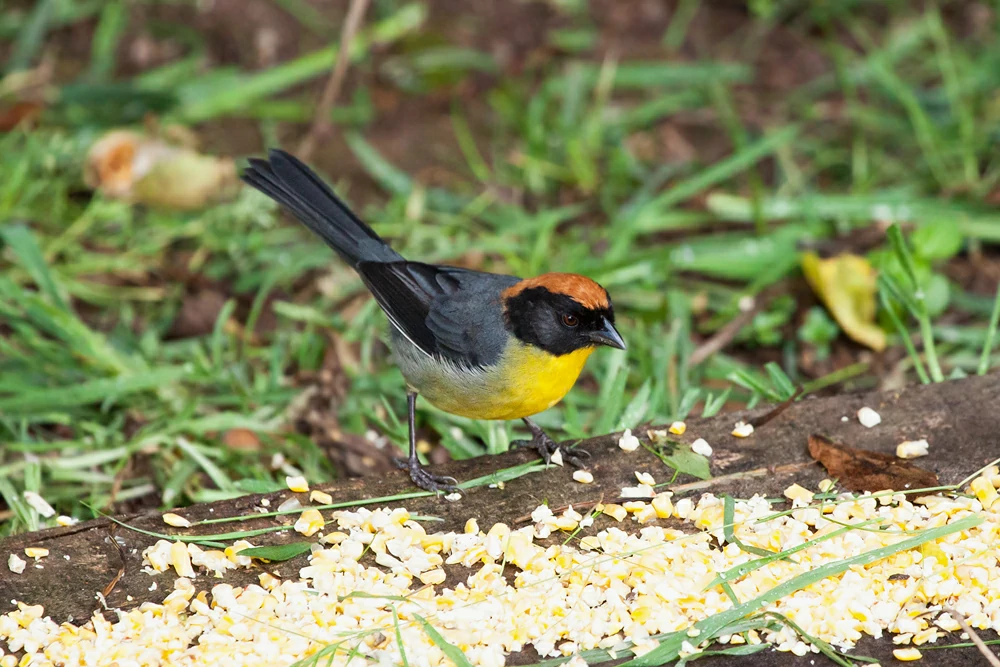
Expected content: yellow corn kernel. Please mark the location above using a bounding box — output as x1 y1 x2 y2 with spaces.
602 504 627 521
623 501 647 514
465 518 479 534
23 548 48 560
893 648 922 661
970 477 998 510
669 421 687 435
170 541 195 578
651 493 674 518
285 475 309 493
419 569 446 586
162 513 191 528
783 484 814 504
294 509 325 537
309 490 333 505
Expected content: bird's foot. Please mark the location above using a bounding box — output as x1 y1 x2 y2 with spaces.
393 457 462 495
511 430 590 468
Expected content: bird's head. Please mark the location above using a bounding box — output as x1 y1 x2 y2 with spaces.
502 273 625 355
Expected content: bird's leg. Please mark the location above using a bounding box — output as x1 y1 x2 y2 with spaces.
393 392 461 495
511 417 591 468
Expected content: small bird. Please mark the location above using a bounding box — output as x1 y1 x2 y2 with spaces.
242 150 625 493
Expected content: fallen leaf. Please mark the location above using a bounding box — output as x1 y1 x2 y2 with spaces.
223 428 261 452
167 288 228 339
807 434 938 493
801 252 887 351
0 102 43 131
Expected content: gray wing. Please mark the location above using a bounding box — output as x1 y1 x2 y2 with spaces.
356 260 516 366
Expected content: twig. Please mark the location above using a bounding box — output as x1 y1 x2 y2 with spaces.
297 0 371 162
750 386 804 429
942 606 1000 667
690 283 785 367
669 462 813 493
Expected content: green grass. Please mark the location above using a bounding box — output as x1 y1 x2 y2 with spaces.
1 0 999 535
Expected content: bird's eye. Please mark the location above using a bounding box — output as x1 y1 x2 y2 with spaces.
562 314 579 327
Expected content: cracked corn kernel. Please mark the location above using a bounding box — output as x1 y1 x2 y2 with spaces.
418 569 446 585
309 490 333 505
634 471 655 486
55 515 78 527
572 470 594 484
896 440 929 459
618 428 640 452
294 509 324 537
893 648 922 661
651 493 674 518
170 541 195 578
731 421 754 438
162 513 192 528
691 438 712 457
23 548 48 560
285 475 309 493
783 484 814 504
858 406 881 427
669 421 687 435
7 554 25 574
464 518 479 534
970 477 998 510
601 503 627 521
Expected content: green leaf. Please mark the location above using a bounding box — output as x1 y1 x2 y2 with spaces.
661 446 711 480
911 220 964 261
414 614 474 667
238 542 313 561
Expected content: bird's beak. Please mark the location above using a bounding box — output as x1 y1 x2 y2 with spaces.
589 318 626 350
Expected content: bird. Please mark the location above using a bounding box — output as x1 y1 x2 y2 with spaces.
241 149 625 494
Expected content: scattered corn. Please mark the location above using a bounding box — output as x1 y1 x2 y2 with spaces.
669 421 687 435
691 438 712 457
896 440 929 459
23 548 48 561
550 448 564 467
731 421 754 438
4 479 1000 666
572 470 594 484
55 516 78 527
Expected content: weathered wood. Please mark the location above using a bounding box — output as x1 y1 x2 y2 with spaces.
2 374 999 665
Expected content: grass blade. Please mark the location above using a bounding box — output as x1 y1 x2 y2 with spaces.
413 614 474 667
977 284 1000 376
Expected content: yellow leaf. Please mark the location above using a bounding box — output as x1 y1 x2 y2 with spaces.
801 252 887 351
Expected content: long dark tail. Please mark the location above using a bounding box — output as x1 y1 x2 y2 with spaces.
241 149 402 268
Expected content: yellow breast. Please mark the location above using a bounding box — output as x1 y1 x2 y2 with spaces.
414 343 594 421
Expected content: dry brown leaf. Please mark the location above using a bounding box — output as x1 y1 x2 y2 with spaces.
223 428 261 452
807 434 938 493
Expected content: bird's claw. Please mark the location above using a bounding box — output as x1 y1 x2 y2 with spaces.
394 457 461 495
511 434 590 469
